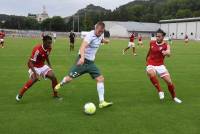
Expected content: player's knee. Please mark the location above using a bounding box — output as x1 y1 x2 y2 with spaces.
96 75 104 82
66 76 73 82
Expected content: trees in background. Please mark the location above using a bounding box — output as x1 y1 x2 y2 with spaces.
0 0 200 31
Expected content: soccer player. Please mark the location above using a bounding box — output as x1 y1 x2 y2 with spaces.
53 32 56 43
69 30 76 51
138 34 143 47
55 22 113 108
0 30 6 48
123 33 137 56
185 34 189 45
146 29 182 103
168 34 173 45
16 35 62 101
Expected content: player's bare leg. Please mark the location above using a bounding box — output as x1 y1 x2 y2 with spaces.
70 44 72 51
147 69 164 100
16 74 39 101
72 44 75 51
0 42 4 48
162 75 182 103
55 76 73 91
123 47 130 55
45 70 62 100
95 75 113 108
140 43 144 48
132 47 137 56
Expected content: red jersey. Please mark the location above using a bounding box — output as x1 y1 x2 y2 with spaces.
185 35 188 39
138 36 142 41
130 34 135 42
147 41 168 66
30 44 51 68
0 32 5 39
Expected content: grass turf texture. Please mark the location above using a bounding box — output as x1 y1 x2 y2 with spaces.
0 37 200 134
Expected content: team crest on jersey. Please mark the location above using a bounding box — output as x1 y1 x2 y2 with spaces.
159 47 163 50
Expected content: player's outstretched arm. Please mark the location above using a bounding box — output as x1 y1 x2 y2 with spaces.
77 41 88 65
162 45 171 57
28 59 39 79
146 49 150 61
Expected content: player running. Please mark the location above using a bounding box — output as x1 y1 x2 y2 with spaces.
146 29 182 103
55 22 113 108
69 30 76 51
16 35 62 101
53 32 56 43
185 34 189 45
0 30 6 48
168 34 173 45
138 34 143 47
123 33 137 55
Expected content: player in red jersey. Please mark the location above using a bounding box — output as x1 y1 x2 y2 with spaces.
138 34 143 47
0 30 6 48
185 34 189 45
146 29 182 103
16 35 62 102
123 33 137 56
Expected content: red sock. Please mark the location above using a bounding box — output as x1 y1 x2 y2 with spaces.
168 84 176 98
19 79 34 96
150 76 162 92
52 79 58 97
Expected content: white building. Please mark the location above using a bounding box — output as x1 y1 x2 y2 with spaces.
104 21 160 38
160 17 200 40
36 6 49 23
28 6 49 23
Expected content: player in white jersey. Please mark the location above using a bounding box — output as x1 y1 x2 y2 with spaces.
55 22 113 108
53 32 56 43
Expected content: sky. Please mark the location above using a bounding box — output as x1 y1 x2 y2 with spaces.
0 0 134 17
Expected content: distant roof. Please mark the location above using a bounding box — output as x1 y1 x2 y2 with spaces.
160 17 200 23
104 21 159 32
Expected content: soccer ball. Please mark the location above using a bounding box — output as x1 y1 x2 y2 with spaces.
84 102 96 115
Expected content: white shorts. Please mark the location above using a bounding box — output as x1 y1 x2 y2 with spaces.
0 39 4 43
128 42 135 48
146 65 169 77
138 41 143 44
28 65 52 79
185 39 189 42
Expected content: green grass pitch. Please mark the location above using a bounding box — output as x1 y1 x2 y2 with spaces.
0 37 200 134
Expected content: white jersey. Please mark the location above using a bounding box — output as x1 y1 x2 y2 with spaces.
79 30 103 61
53 33 56 38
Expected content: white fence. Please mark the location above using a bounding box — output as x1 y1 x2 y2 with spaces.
1 29 81 38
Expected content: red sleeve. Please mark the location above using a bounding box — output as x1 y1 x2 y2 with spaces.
30 47 40 62
150 41 154 46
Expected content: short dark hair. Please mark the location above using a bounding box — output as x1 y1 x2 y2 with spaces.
96 21 105 29
156 28 166 36
43 35 52 41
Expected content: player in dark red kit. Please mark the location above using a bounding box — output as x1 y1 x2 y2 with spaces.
138 34 143 47
16 35 62 101
185 34 189 45
123 33 137 56
146 29 182 103
0 30 6 48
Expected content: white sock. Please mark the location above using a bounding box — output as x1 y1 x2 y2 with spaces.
97 82 105 102
61 77 68 85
